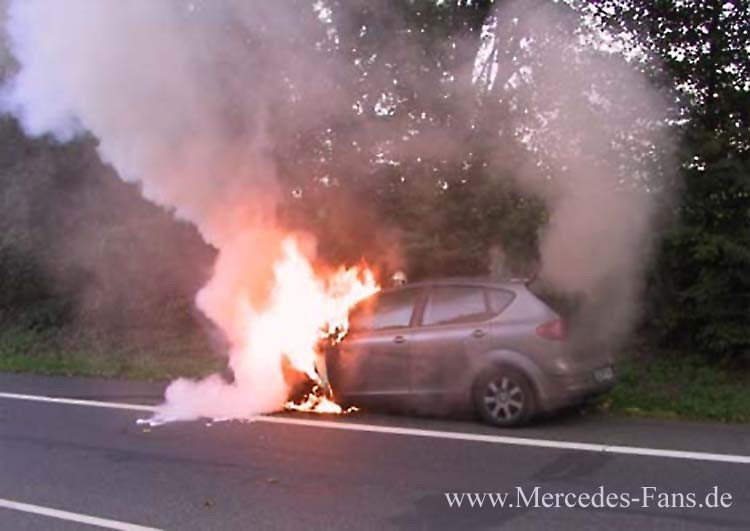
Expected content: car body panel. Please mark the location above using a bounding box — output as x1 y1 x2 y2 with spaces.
325 278 615 417
327 286 425 397
409 319 491 395
329 327 412 395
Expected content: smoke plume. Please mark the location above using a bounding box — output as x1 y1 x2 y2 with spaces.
477 0 674 347
1 0 336 419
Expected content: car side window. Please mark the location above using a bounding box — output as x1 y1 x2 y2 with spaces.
422 286 489 326
487 289 515 315
349 289 418 331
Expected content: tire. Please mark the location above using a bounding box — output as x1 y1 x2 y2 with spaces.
472 366 535 427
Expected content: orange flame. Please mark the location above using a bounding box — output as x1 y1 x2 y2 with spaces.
284 384 359 415
259 237 377 413
148 233 378 423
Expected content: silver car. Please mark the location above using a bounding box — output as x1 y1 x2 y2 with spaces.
325 278 615 426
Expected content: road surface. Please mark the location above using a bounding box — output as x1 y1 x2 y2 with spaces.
0 373 748 530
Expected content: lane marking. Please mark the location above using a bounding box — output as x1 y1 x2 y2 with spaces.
255 416 750 464
1 391 749 465
0 498 162 530
0 391 155 412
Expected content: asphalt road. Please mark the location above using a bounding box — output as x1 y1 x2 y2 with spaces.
0 373 748 530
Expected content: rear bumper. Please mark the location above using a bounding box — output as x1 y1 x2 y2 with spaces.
537 365 616 412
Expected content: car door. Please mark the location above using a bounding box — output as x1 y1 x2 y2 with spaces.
330 287 423 397
409 285 495 394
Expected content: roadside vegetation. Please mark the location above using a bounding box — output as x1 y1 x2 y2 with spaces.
0 325 221 381
0 1 748 422
604 355 750 423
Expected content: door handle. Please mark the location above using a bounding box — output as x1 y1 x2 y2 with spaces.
393 335 406 344
471 329 486 338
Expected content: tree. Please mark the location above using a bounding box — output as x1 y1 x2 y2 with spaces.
578 0 750 360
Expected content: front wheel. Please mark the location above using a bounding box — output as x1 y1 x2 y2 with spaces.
473 366 535 427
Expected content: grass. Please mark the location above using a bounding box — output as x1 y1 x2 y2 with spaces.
601 354 750 423
0 325 222 381
1 325 748 423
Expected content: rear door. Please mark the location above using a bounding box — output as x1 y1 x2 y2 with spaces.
409 285 495 394
330 287 423 396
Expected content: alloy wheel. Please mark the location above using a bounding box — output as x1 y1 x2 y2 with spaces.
482 376 525 423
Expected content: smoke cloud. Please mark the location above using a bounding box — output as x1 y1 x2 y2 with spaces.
477 0 674 346
1 0 674 420
1 0 333 419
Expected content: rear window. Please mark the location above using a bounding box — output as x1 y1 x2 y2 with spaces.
349 289 418 331
487 289 515 314
422 286 490 326
527 280 582 319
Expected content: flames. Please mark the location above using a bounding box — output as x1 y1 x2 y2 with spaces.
147 233 378 424
260 236 378 414
284 384 356 415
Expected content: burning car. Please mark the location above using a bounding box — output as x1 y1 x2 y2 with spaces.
322 278 615 426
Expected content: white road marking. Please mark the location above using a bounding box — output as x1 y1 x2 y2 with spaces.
0 391 155 412
0 498 161 530
255 416 750 464
1 391 749 465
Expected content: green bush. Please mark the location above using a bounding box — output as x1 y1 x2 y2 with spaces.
646 151 750 362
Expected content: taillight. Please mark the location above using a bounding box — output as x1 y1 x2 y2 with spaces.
536 319 567 340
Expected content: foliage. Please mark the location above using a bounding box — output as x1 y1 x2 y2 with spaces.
606 355 750 422
0 116 214 351
0 325 222 380
581 0 750 361
648 149 750 361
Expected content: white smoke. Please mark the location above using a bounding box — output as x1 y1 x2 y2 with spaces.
0 0 323 419
475 0 674 346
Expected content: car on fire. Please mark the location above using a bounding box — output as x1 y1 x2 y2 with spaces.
322 278 615 427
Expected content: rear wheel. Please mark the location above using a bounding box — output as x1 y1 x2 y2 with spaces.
473 366 535 427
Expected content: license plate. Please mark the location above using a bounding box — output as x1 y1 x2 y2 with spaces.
594 366 614 383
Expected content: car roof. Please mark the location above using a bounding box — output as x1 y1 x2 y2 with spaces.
378 277 528 296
